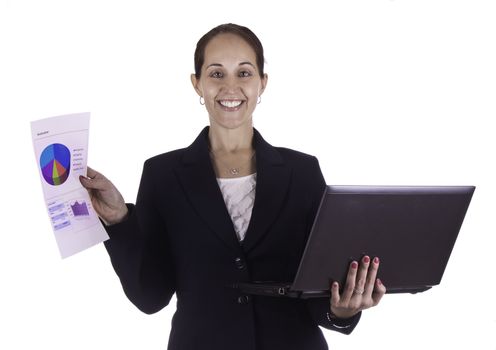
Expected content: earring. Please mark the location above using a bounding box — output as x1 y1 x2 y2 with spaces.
199 96 205 105
257 96 262 104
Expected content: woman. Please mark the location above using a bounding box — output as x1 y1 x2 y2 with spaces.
80 23 386 350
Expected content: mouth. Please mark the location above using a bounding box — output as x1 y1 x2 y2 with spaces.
217 99 245 111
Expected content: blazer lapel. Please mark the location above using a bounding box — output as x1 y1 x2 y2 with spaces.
242 129 292 253
174 127 241 252
174 127 292 254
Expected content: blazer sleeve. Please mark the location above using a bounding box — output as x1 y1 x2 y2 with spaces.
304 156 361 334
103 160 176 314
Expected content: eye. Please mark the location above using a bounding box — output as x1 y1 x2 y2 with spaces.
209 71 223 78
239 70 252 78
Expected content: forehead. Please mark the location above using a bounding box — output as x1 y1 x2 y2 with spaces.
203 33 257 66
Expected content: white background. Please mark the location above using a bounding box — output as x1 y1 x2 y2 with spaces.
1 0 495 348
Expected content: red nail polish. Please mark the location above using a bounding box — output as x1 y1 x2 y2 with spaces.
351 261 358 269
374 257 380 264
363 256 370 264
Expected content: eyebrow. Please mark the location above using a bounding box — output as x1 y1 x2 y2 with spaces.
206 62 256 69
239 61 256 68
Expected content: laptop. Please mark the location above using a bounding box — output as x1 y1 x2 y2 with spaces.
235 185 475 298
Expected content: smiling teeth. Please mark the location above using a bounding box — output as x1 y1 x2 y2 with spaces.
219 100 242 108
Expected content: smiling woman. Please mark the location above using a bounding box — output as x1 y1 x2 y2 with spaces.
79 23 386 350
191 30 268 139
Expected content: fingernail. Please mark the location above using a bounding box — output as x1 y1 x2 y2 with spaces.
374 257 380 264
333 282 339 288
351 261 358 269
363 256 370 264
377 278 382 285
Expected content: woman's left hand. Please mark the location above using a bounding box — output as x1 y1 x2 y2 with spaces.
329 256 387 319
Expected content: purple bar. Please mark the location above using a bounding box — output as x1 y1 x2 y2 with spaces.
54 221 71 231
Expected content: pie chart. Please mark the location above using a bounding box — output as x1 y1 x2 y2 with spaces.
40 143 71 186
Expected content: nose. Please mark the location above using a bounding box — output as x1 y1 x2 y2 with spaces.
222 75 240 93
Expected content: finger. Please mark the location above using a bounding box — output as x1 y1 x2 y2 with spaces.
79 175 109 191
372 278 387 306
86 166 96 178
330 281 340 306
364 256 380 296
80 166 101 189
86 166 105 179
79 175 92 189
354 255 371 296
341 260 358 302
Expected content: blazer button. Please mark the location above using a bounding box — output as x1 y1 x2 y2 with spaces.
237 295 250 304
234 257 245 270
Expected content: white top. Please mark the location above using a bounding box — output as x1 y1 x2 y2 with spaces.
216 173 257 242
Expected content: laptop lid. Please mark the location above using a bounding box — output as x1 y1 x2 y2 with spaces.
291 185 475 294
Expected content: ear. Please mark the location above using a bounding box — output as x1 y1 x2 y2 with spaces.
259 73 268 96
190 73 203 97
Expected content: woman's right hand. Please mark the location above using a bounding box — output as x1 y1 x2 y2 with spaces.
79 166 128 225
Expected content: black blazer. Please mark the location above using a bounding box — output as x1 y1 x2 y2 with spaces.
104 127 360 350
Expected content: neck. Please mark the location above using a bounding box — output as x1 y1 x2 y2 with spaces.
208 124 254 153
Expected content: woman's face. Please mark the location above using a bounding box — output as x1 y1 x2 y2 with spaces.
191 33 268 131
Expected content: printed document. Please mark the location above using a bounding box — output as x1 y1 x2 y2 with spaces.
31 112 108 258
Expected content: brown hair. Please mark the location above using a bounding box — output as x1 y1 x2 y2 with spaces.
194 23 265 79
